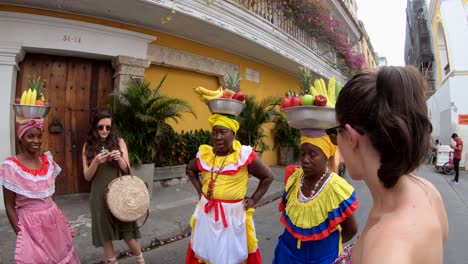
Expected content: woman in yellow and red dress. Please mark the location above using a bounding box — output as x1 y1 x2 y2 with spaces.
185 114 275 264
273 133 359 264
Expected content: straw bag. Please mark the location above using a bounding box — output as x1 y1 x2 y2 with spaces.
105 166 150 227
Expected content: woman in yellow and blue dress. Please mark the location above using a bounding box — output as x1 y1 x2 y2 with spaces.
185 114 275 264
273 132 359 264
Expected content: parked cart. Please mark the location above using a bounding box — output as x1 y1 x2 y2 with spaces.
435 145 454 175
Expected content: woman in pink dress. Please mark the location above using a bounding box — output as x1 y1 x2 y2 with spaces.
0 118 80 264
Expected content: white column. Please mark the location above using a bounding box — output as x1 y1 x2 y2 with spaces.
0 43 24 210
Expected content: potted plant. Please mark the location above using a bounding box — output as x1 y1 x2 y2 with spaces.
272 114 301 165
111 76 195 197
237 95 280 157
153 129 212 183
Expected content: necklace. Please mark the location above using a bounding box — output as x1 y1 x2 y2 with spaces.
299 170 330 201
206 150 233 200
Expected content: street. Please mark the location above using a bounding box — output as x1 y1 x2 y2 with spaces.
119 165 468 264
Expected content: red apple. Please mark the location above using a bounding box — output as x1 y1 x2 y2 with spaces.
281 96 292 109
314 95 327 106
15 97 21 104
301 94 314 105
232 91 245 102
291 96 301 106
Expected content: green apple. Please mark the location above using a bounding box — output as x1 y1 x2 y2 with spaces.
301 94 314 105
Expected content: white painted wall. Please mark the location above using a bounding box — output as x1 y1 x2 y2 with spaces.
0 12 154 210
440 1 468 70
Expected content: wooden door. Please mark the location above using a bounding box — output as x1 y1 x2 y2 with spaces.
16 54 114 194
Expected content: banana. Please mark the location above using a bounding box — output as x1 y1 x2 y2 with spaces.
320 79 327 95
25 89 31 105
31 89 37 105
327 77 336 107
20 91 27 105
201 89 223 101
195 86 223 96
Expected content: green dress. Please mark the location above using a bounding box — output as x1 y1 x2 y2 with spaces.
90 162 141 247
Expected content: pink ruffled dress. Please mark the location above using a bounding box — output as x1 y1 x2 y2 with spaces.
0 151 80 264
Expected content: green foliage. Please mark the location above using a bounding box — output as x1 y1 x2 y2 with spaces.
153 129 213 166
112 76 195 166
237 95 280 152
272 114 301 160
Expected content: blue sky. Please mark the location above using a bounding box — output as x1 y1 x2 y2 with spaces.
355 0 407 66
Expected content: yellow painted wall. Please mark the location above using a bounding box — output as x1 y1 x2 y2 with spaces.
360 40 377 71
0 5 301 165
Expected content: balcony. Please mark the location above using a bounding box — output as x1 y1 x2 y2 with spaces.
0 0 359 82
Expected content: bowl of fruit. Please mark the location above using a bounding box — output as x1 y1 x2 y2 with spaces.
281 105 336 129
280 75 341 129
206 98 245 116
193 72 246 116
13 76 50 118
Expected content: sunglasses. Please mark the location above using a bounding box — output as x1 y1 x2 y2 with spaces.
325 125 345 145
97 125 112 131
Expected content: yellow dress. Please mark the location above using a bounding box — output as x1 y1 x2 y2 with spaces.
186 140 261 264
273 167 359 263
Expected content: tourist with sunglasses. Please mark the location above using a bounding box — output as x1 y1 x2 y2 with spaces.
273 130 359 264
82 110 144 264
332 66 448 264
185 114 275 264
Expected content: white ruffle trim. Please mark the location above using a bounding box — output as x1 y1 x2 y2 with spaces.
0 178 55 198
2 151 61 182
197 145 255 172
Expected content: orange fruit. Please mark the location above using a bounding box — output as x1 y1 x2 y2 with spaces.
35 100 45 106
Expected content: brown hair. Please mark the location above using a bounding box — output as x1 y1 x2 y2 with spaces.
83 109 121 165
335 66 432 188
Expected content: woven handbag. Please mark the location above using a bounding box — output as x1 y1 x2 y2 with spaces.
105 166 150 227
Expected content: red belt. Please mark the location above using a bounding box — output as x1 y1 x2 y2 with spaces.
203 196 242 228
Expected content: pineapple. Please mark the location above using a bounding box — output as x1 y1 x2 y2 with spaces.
224 71 242 92
27 75 45 103
298 67 314 94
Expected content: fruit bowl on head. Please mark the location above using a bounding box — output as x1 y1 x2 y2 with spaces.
206 98 245 116
13 104 51 118
281 105 337 129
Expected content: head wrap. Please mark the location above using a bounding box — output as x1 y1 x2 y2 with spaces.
17 118 44 139
208 114 240 133
300 135 337 159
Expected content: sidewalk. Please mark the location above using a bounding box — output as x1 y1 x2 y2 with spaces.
0 166 286 264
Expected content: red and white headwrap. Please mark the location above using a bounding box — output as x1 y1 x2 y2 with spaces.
17 118 44 139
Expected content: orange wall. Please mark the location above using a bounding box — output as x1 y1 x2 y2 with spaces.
1 5 301 165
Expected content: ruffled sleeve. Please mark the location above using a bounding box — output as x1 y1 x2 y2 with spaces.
280 172 359 242
0 151 60 198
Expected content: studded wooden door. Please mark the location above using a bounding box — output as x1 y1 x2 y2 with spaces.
15 53 114 194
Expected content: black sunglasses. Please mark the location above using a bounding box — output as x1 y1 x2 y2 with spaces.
97 125 112 131
325 125 345 145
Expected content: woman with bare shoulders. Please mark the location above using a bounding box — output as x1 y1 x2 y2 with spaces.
331 66 448 264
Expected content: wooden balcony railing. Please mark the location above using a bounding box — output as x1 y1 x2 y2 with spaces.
230 0 337 63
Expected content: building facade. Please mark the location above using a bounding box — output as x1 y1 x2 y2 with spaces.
359 21 378 71
0 0 368 207
404 0 435 98
426 0 468 168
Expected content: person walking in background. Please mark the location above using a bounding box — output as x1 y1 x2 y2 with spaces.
451 133 463 183
82 110 144 264
185 114 275 264
332 66 448 263
0 118 80 263
273 132 358 264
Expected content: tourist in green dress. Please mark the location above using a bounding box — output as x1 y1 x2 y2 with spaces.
82 110 144 264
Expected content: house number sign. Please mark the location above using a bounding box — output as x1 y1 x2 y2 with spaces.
63 35 81 43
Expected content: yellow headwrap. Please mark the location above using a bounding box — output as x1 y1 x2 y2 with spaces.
208 114 240 133
300 135 337 159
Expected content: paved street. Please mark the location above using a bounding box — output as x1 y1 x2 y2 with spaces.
119 165 468 264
